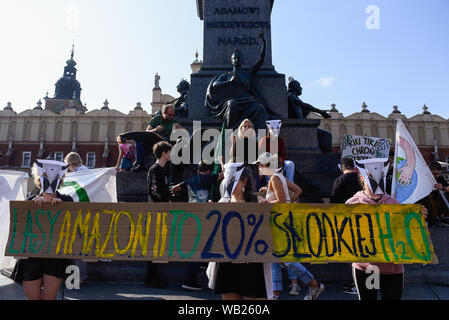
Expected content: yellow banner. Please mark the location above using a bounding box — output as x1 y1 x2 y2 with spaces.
6 202 437 264
271 204 437 264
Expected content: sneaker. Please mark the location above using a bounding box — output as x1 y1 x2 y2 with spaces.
288 283 301 296
343 284 358 295
270 295 280 300
181 281 204 291
304 283 325 300
144 277 167 289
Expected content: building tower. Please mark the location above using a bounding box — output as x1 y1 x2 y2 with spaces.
44 45 87 114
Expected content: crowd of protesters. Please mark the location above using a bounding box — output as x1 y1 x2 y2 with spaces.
11 103 447 301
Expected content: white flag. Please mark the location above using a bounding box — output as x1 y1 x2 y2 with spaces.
59 168 117 203
392 119 436 204
0 170 28 269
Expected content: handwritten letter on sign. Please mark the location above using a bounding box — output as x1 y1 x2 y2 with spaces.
6 202 437 264
341 134 391 160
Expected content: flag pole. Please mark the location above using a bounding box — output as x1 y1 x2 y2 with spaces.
391 119 400 199
438 190 449 211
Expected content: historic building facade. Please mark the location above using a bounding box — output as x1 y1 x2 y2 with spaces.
0 49 152 171
1 51 448 171
311 103 449 164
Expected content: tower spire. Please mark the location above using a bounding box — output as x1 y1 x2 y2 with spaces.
71 44 75 60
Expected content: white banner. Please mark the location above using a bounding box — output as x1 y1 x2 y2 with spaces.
0 170 28 270
341 134 391 160
392 119 437 204
59 167 117 203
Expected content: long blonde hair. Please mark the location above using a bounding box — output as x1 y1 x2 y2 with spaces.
237 119 256 139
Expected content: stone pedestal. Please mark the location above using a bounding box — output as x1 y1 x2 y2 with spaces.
189 70 288 121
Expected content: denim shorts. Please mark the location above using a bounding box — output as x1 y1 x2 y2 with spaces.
120 158 133 170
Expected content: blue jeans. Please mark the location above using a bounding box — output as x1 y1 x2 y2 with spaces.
271 263 314 291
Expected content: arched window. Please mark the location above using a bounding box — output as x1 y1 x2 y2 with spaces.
108 122 116 142
418 127 426 145
55 121 63 142
142 122 148 131
71 121 79 140
433 126 441 144
125 122 133 133
355 124 363 136
371 123 379 137
23 121 32 141
91 121 99 141
38 121 47 140
339 124 347 141
387 125 395 142
8 121 16 138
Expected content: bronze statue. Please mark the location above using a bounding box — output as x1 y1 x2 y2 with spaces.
205 32 279 130
288 77 331 119
171 79 190 118
288 77 333 153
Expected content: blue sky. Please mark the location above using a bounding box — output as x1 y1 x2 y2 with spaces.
0 0 448 118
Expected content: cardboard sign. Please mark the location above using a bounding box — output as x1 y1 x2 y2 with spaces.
341 134 391 160
6 202 437 264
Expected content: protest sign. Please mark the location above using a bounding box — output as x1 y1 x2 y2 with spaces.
0 170 28 270
6 202 437 264
392 119 437 204
341 134 391 160
59 168 117 203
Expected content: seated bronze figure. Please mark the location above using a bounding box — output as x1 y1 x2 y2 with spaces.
205 32 279 131
288 77 331 120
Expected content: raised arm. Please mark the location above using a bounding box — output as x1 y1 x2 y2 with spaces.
250 31 267 78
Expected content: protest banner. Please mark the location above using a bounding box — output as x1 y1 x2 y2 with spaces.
0 170 28 270
6 202 437 265
59 167 117 203
392 119 437 204
341 134 391 160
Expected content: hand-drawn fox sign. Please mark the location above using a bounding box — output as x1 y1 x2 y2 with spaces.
6 202 437 264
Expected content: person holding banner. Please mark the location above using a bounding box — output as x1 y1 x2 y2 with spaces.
330 157 362 204
145 141 173 289
171 160 224 291
330 157 362 295
348 158 428 300
258 153 325 300
12 160 73 300
64 152 89 173
212 165 271 300
64 152 89 284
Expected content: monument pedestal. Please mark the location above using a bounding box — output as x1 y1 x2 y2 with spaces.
188 69 289 121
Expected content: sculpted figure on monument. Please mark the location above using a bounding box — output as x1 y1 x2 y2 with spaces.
288 77 331 120
205 31 279 130
171 79 190 118
288 77 333 153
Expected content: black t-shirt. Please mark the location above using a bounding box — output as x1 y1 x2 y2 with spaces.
330 172 363 204
437 176 449 189
148 163 170 202
231 137 259 164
